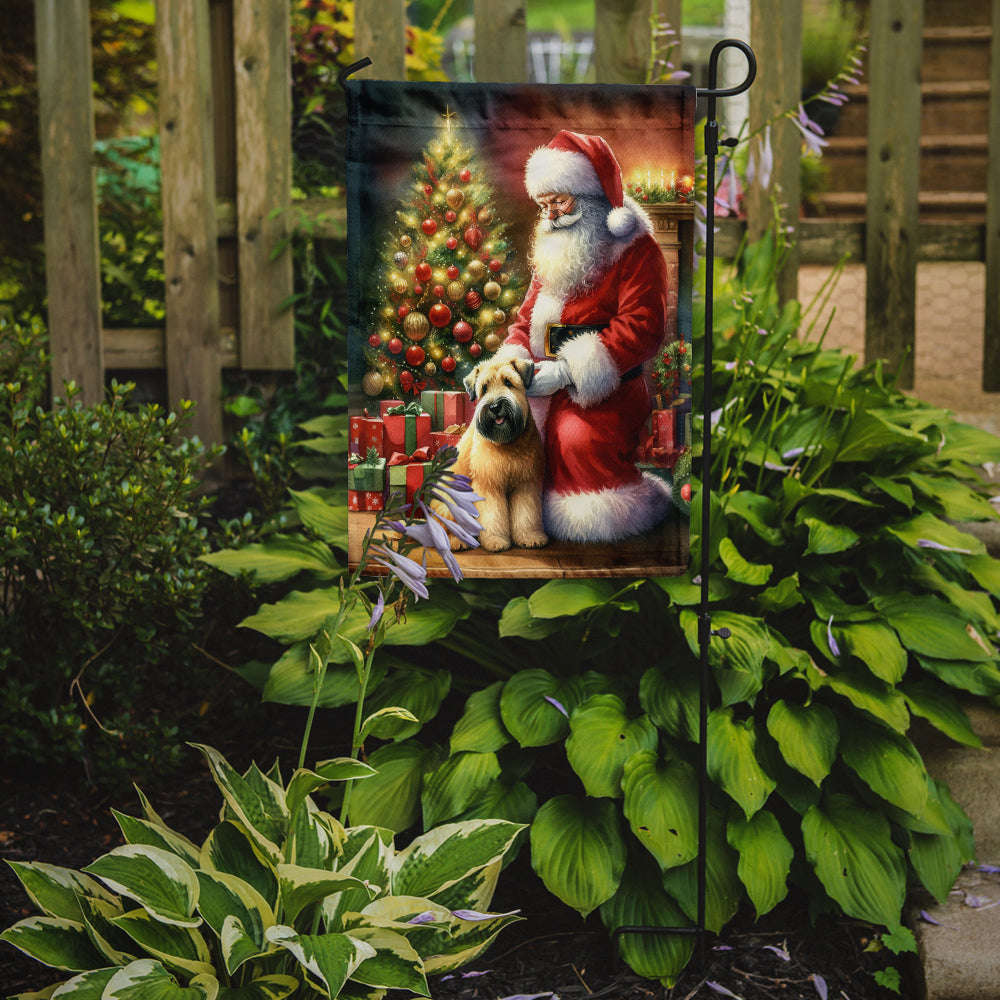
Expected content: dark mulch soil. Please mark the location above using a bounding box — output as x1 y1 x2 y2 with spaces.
1 748 915 1000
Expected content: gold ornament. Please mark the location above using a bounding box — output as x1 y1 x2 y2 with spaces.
478 206 494 225
483 280 501 301
509 304 520 320
392 276 408 295
466 259 487 282
424 361 437 377
430 344 445 360
400 234 412 248
403 311 430 340
446 188 465 210
493 308 506 325
447 280 466 302
501 289 517 307
362 369 385 396
484 333 502 353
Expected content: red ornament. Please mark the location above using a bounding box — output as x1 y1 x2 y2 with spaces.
441 355 457 373
469 342 483 357
388 337 403 354
464 290 483 310
446 265 460 279
405 344 426 367
459 168 471 182
424 184 434 195
488 259 502 272
415 262 432 283
414 284 423 296
453 320 473 343
681 483 692 502
397 305 410 320
446 236 458 250
433 284 445 298
445 210 457 223
368 333 382 348
464 224 484 250
422 218 437 236
429 303 452 328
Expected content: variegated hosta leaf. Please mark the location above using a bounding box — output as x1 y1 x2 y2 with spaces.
391 820 524 901
802 793 906 926
190 745 288 863
323 829 393 931
425 859 501 915
77 894 136 966
529 795 626 917
621 751 699 871
565 695 658 799
498 669 585 747
727 810 793 918
112 810 201 868
200 822 278 910
4 862 118 922
195 871 274 973
276 864 376 925
265 926 376 998
420 907 522 975
450 681 511 754
102 958 218 999
661 810 742 934
47 966 118 997
288 802 343 871
765 700 838 786
420 751 502 829
344 926 429 995
214 975 300 1000
706 707 776 819
83 845 200 928
285 760 376 823
110 908 214 978
0 916 107 971
599 854 694 987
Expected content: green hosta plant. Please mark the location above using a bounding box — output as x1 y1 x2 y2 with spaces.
1 744 523 999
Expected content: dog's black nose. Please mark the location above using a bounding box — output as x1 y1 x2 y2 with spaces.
488 400 504 415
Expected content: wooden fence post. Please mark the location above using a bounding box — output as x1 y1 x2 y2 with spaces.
354 0 407 80
473 0 527 82
233 0 294 370
157 0 223 445
34 0 104 405
864 0 923 389
594 0 651 84
984 0 1000 391
746 0 801 306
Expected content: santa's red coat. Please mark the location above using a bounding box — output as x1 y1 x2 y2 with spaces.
499 204 671 543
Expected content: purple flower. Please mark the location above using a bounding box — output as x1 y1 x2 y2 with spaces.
812 974 828 1000
367 590 385 631
827 616 841 658
791 105 829 156
544 695 569 718
387 508 464 582
369 543 429 600
451 908 521 921
917 538 973 554
425 474 484 545
763 944 790 961
747 125 773 190
407 911 438 925
706 983 742 999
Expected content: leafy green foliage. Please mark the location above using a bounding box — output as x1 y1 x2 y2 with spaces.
1 744 524 997
0 318 221 783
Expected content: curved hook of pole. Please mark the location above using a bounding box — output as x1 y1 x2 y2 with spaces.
696 39 757 99
337 57 373 91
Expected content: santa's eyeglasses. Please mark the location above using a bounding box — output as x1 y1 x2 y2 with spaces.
535 193 576 216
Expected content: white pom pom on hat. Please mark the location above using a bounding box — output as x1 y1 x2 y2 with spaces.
524 130 640 238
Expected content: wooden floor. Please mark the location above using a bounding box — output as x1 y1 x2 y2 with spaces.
349 509 689 578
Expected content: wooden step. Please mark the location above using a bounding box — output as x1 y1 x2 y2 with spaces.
813 189 987 222
922 0 992 28
922 25 993 83
822 134 989 193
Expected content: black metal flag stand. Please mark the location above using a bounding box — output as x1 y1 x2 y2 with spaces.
612 38 756 973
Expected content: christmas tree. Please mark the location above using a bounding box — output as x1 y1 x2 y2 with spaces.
359 115 526 400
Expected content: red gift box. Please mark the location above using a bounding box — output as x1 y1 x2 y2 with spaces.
420 389 473 431
378 399 404 419
383 402 431 456
388 448 431 507
349 413 384 457
429 423 467 457
651 408 676 452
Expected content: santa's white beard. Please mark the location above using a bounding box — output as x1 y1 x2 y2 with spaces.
530 196 613 297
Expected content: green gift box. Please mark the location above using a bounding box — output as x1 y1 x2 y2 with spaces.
347 447 386 493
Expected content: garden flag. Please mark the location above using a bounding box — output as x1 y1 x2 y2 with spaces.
346 81 696 577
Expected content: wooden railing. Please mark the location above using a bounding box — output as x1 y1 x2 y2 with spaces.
32 0 1000 447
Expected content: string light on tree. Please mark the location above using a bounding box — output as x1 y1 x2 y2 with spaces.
361 107 526 397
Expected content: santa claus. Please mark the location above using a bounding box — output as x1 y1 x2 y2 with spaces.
495 130 671 543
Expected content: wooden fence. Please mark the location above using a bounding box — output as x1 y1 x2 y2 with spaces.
33 0 1000 446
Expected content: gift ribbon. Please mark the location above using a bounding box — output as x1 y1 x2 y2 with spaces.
385 401 425 416
387 447 431 466
399 371 426 396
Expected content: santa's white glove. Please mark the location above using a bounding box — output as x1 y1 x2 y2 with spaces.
527 359 573 396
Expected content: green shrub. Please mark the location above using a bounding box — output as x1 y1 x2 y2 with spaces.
211 230 1000 986
0 317 221 783
1 743 524 997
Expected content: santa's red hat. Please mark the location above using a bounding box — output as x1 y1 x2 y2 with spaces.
524 130 643 238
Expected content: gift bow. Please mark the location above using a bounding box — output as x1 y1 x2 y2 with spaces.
399 372 427 396
387 447 432 466
386 401 426 417
348 445 382 466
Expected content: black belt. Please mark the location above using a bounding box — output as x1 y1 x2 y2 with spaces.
545 323 643 384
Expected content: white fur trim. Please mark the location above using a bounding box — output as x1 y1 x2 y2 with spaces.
558 331 620 408
491 342 531 366
607 195 654 240
529 291 569 359
544 473 672 543
525 147 605 201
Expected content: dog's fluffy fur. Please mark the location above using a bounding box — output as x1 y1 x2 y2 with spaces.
447 356 548 552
